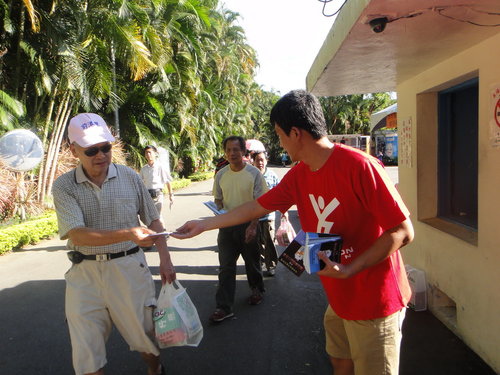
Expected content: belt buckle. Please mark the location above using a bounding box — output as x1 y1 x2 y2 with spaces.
95 254 109 262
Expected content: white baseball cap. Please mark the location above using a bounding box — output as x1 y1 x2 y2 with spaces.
68 113 115 147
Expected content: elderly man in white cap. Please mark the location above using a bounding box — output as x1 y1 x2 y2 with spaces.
52 113 175 375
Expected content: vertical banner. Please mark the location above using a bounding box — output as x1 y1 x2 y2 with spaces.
400 117 413 167
490 84 500 148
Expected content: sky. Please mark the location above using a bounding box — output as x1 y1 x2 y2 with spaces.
220 0 338 95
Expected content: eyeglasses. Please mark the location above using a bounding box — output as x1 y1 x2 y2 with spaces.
84 143 112 157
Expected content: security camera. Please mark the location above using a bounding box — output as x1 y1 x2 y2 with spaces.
369 17 388 33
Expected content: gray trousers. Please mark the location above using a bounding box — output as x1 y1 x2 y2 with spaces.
216 223 264 313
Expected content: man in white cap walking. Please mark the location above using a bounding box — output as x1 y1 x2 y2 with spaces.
52 113 175 375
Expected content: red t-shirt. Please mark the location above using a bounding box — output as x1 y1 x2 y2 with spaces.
258 144 411 320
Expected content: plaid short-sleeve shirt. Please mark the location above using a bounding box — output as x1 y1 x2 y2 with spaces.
52 163 159 255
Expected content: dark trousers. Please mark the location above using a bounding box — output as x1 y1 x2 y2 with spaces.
216 223 264 313
257 220 278 269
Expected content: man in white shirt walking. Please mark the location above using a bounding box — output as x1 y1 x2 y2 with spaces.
140 145 174 219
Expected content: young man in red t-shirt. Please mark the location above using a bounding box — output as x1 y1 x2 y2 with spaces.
172 90 414 375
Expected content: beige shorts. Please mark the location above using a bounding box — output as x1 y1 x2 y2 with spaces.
65 250 159 375
324 305 406 375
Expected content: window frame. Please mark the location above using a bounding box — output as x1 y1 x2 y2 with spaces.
416 73 479 245
437 78 478 230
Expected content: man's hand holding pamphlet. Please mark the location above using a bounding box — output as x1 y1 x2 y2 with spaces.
203 201 227 215
278 230 343 276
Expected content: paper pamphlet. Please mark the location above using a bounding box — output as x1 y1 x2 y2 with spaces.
147 231 173 237
203 201 227 216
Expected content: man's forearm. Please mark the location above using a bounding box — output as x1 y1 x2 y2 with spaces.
248 218 259 229
149 219 176 283
346 219 414 277
68 227 133 246
165 181 173 196
214 198 223 210
149 219 171 261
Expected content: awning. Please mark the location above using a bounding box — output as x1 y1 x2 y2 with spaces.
370 103 397 131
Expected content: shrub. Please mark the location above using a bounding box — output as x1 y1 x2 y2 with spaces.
170 171 213 191
171 178 191 191
188 171 213 182
0 211 58 255
0 168 215 255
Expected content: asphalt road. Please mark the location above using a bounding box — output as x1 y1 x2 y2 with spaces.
0 165 495 375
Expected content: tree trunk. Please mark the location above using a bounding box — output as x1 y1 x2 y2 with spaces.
13 2 25 97
38 90 70 203
36 89 59 202
46 97 73 198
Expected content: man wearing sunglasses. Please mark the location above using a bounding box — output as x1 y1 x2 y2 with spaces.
52 113 175 375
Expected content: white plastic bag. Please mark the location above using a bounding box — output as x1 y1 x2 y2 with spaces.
275 216 297 247
154 280 203 348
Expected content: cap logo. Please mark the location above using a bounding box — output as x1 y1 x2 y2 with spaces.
80 121 100 130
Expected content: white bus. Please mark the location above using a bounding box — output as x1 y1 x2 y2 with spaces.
327 134 371 153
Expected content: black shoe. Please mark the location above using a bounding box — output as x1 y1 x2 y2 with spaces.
209 308 234 323
248 288 263 305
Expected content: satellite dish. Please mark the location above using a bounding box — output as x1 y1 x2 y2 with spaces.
0 129 44 171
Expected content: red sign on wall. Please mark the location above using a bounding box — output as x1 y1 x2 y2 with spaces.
386 113 397 129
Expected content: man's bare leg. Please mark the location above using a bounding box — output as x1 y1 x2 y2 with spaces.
85 369 104 375
330 357 354 375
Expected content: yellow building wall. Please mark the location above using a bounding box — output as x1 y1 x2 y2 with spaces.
397 32 500 372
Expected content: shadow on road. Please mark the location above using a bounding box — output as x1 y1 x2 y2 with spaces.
12 244 66 253
1 256 496 374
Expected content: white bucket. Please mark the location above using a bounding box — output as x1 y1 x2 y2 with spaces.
405 265 427 311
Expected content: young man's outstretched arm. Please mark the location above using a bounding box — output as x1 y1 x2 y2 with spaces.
172 200 270 239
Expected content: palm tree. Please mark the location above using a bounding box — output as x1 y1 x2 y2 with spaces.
320 93 394 135
0 0 272 219
0 89 24 131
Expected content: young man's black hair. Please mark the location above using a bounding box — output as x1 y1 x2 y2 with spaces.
269 89 328 139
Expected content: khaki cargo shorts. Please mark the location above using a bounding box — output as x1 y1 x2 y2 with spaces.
324 305 406 375
65 250 159 375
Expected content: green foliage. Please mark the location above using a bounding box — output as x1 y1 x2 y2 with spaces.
319 93 394 135
0 0 266 177
247 87 281 162
0 211 58 255
188 171 213 182
171 178 192 191
0 90 25 131
169 170 213 191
